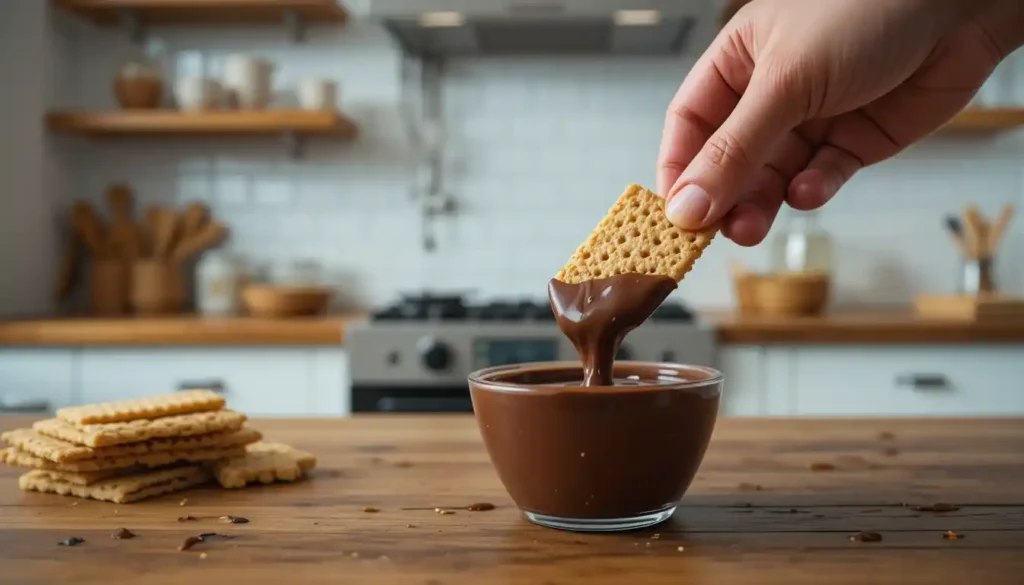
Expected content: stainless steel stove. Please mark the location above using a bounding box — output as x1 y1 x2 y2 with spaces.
346 293 716 413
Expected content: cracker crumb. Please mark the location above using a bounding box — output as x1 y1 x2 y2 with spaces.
199 552 208 560
580 452 586 458
179 498 188 507
677 546 685 552
350 552 359 558
849 531 882 543
942 530 964 540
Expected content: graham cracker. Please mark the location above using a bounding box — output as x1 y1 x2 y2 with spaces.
33 410 247 448
2 444 246 473
56 389 226 425
210 442 317 489
2 427 261 464
555 184 716 284
19 465 211 504
34 467 144 486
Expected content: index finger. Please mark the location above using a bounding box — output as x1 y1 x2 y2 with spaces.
656 40 751 197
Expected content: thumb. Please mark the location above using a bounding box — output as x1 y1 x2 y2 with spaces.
665 78 801 229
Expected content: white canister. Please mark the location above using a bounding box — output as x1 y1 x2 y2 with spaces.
297 78 339 111
195 252 242 316
222 55 275 110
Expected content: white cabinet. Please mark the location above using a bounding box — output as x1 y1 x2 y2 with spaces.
78 348 343 417
790 345 1024 416
0 349 77 414
310 348 350 417
718 346 764 416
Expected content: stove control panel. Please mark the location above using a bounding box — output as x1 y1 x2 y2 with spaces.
348 322 717 386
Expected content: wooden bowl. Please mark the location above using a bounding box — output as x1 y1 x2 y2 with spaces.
241 284 332 318
755 271 831 317
732 272 763 315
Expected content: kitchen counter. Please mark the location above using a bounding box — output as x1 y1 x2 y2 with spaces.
2 311 1024 347
713 311 1024 344
1 416 1022 584
0 314 365 346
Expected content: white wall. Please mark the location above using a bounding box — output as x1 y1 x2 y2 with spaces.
20 5 1024 312
0 1 64 317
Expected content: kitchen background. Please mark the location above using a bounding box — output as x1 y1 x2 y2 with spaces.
2 1 1024 420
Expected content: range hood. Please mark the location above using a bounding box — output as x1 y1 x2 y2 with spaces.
367 0 720 57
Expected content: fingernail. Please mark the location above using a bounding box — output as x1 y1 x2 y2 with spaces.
821 175 842 203
666 184 711 228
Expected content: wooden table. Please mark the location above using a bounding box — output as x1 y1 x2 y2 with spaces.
1 416 1023 584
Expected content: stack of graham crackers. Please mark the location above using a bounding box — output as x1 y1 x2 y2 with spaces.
0 390 316 503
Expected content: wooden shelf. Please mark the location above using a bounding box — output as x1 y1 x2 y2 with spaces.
46 110 358 138
944 108 1024 132
53 0 348 26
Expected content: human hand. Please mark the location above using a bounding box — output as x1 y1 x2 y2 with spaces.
657 0 1024 246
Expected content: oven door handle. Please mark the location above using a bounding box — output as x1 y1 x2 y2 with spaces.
376 397 473 413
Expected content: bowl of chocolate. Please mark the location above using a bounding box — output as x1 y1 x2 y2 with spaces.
472 183 722 532
470 360 721 532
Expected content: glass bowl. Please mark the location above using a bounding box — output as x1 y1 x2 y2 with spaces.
469 360 722 532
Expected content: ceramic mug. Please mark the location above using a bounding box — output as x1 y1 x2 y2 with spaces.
223 55 275 110
174 76 221 111
296 78 339 111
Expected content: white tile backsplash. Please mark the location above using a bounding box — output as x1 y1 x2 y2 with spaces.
30 9 1024 312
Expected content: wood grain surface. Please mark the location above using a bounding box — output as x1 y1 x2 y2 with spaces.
0 314 363 346
713 312 1024 345
5 312 1024 347
1 416 1022 584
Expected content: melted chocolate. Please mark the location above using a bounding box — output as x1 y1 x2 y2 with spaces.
548 274 677 386
470 362 720 520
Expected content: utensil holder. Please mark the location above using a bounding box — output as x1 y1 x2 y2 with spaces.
89 259 130 315
961 257 996 295
131 260 185 315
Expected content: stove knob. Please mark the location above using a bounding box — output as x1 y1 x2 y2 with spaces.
420 338 453 372
616 345 633 361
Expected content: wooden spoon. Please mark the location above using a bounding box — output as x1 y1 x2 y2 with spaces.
961 205 986 260
987 204 1014 255
54 215 80 302
180 202 210 241
106 184 140 261
71 201 107 257
152 207 181 260
172 221 228 264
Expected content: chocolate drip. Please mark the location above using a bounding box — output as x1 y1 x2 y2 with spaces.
548 274 677 386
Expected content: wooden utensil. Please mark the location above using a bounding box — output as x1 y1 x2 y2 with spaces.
987 204 1014 255
106 184 140 261
152 207 181 260
71 201 107 257
961 205 986 260
172 221 228 264
181 202 210 241
54 217 80 303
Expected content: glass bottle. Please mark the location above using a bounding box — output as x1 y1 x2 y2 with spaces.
770 210 834 274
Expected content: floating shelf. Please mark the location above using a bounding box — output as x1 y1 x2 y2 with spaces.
944 108 1024 132
47 110 357 137
53 0 348 26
